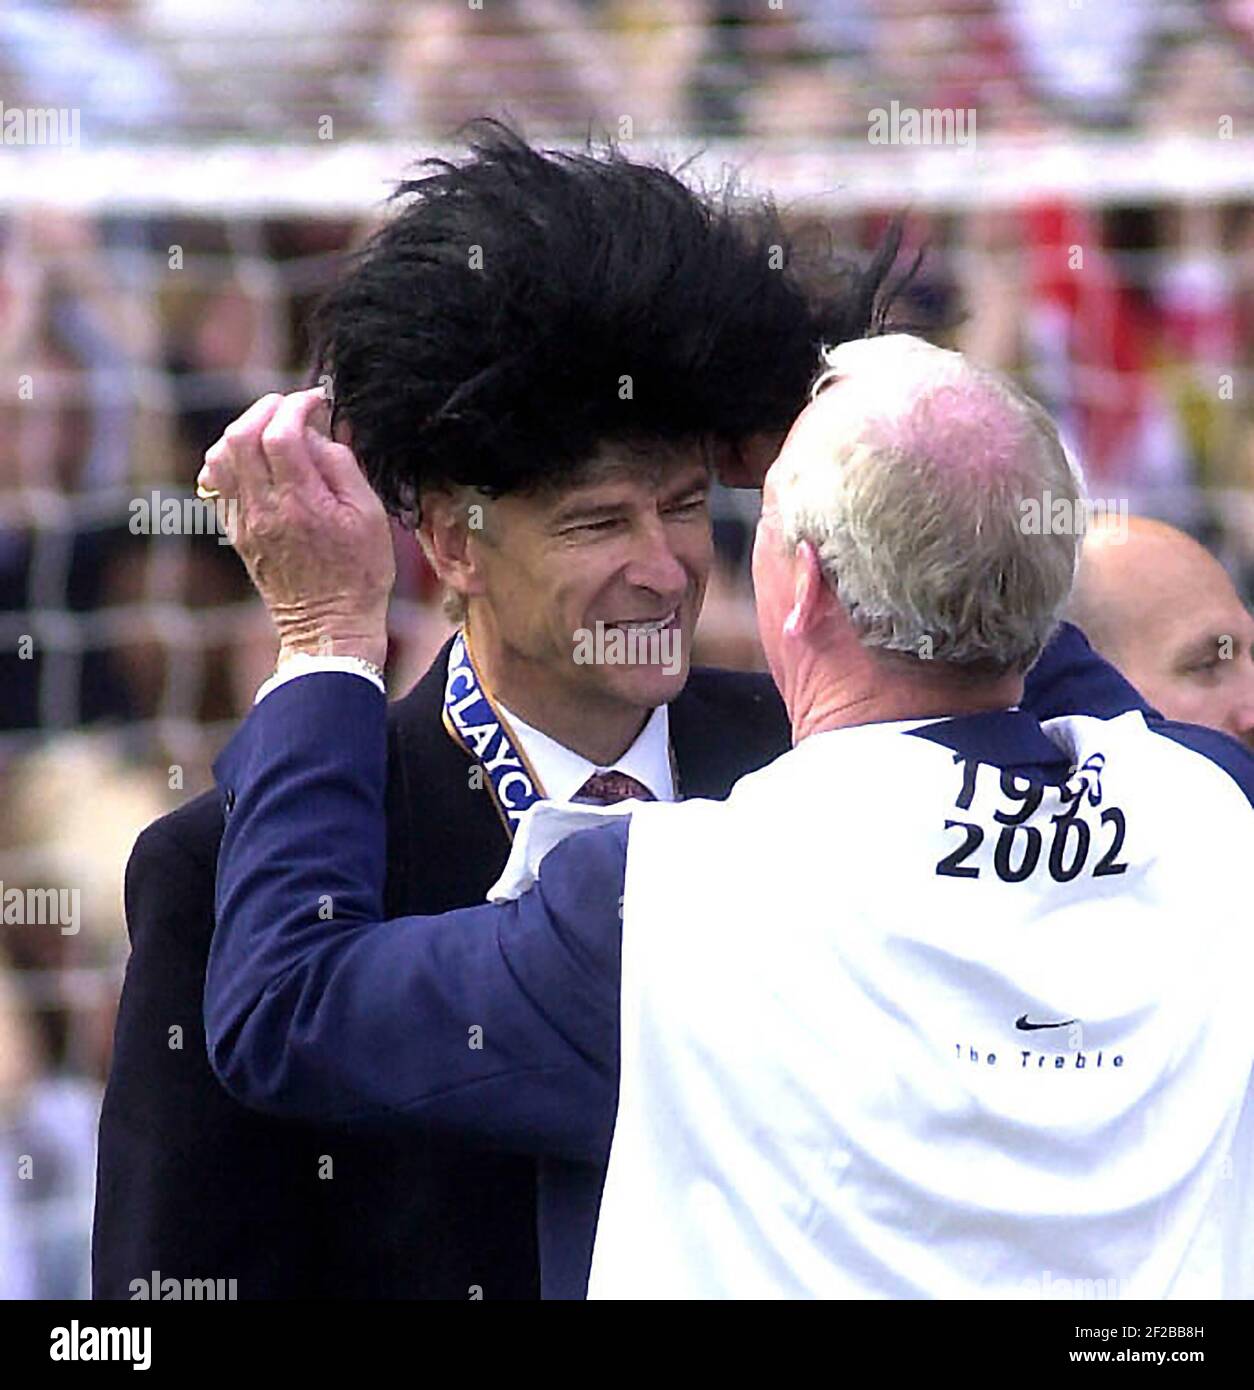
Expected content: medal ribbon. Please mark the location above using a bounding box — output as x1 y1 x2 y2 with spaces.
442 629 546 835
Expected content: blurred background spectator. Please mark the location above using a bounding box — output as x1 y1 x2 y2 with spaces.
0 0 1251 1298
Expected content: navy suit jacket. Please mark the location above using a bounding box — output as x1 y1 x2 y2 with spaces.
93 640 790 1300
206 626 1254 1298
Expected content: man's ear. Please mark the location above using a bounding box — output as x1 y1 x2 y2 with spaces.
783 539 828 638
417 489 488 602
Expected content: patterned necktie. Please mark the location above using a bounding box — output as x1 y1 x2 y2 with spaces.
571 770 656 805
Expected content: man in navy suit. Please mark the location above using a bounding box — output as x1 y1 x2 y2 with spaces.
203 335 1254 1298
93 125 895 1299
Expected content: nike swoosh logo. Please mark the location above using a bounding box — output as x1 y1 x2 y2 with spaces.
1016 1014 1077 1031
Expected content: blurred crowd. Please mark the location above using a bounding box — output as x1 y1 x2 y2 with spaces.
0 0 1252 142
1 0 1253 1300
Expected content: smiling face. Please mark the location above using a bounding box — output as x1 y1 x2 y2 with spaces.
455 443 713 726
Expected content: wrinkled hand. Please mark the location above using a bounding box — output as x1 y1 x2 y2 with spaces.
199 388 394 670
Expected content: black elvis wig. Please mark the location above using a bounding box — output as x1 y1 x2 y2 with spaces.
312 120 903 517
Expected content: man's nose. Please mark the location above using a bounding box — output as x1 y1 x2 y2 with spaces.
1230 701 1254 749
622 521 689 598
1227 662 1254 748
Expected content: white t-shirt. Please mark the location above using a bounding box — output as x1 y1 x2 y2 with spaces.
588 710 1254 1299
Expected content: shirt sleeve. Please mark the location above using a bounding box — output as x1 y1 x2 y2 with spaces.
254 653 386 703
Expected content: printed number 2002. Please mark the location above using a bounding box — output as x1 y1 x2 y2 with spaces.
935 755 1129 884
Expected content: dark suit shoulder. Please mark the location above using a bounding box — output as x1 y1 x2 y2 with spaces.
677 666 788 744
131 790 223 878
683 666 782 715
127 677 437 902
669 666 789 800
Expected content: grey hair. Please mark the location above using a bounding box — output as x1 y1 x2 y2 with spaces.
415 483 492 627
774 335 1084 674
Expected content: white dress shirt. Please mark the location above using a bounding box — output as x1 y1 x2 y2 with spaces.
499 701 675 804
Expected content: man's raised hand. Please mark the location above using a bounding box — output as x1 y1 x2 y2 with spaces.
199 388 395 670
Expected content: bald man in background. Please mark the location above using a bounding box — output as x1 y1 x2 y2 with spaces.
1069 516 1254 748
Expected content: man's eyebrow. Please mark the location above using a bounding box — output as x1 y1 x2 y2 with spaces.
551 497 629 525
549 466 710 525
1177 633 1245 664
658 467 712 503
